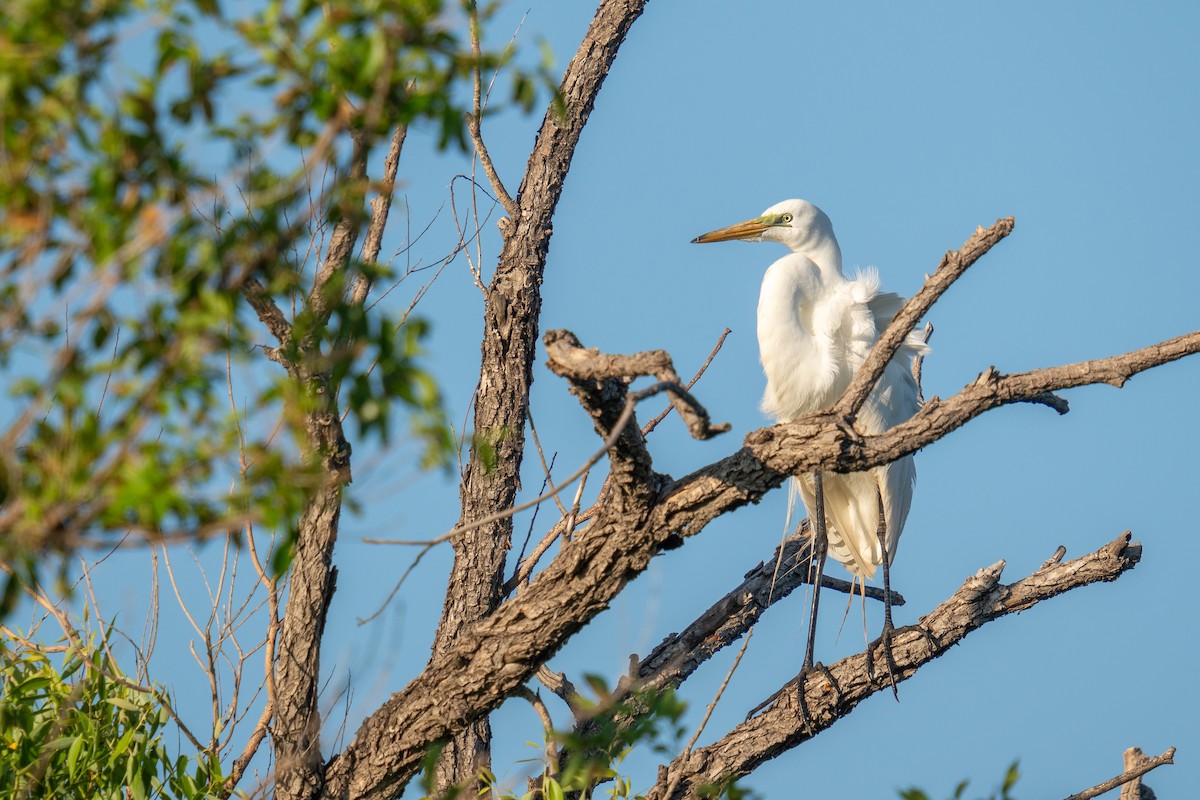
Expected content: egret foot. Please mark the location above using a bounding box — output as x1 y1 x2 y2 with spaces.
746 685 784 720
793 661 841 734
909 622 940 655
865 619 900 700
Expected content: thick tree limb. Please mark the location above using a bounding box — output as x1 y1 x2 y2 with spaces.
428 0 649 791
273 417 351 800
644 534 1142 800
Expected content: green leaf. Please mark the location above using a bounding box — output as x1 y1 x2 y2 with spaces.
109 726 138 764
104 696 142 712
543 777 565 800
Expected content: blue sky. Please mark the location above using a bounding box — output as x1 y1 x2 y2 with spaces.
37 2 1200 798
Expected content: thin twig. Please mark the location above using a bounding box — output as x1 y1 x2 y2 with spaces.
466 1 518 218
661 630 755 800
514 687 559 771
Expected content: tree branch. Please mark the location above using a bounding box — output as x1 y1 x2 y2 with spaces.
835 217 1015 421
309 131 369 321
351 122 408 306
752 329 1200 479
635 523 902 697
560 523 905 773
241 276 293 349
644 533 1142 800
426 0 650 792
466 1 518 218
1066 745 1175 800
545 329 730 442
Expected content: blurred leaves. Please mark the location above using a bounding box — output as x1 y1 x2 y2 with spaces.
0 0 548 589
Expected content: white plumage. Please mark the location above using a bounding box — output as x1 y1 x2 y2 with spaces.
693 199 926 580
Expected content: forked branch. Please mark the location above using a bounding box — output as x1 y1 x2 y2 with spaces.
836 217 1015 420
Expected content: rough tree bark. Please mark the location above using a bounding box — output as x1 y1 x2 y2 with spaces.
428 0 649 791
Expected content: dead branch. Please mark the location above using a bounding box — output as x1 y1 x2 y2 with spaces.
503 327 732 595
751 329 1200 479
644 533 1142 800
641 327 1200 545
544 329 731 442
634 524 902 698
466 1 518 218
836 217 1015 421
1066 745 1175 800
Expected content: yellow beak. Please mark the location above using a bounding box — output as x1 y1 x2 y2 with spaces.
691 215 776 244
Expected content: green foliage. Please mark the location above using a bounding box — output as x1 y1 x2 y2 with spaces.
0 632 226 799
0 0 553 593
899 761 1020 800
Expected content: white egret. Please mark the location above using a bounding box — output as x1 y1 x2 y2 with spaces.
692 198 926 684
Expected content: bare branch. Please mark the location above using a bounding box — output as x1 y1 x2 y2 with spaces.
544 329 731 442
635 524 902 697
352 122 409 306
309 130 369 320
835 217 1015 421
241 276 293 350
1066 746 1175 800
644 534 1142 800
466 1 518 218
503 327 732 594
514 686 559 771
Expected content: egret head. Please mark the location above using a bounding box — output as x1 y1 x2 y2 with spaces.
691 198 837 256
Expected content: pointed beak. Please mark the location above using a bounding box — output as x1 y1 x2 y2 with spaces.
691 215 775 244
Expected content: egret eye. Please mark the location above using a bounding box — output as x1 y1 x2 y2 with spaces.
781 213 793 223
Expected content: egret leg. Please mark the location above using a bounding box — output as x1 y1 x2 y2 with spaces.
801 472 829 673
864 485 900 700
